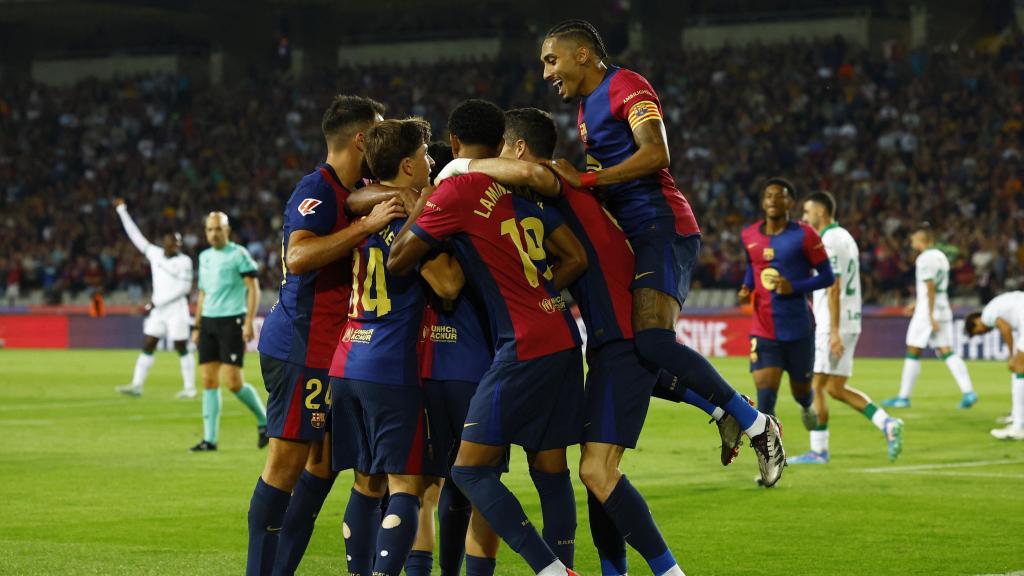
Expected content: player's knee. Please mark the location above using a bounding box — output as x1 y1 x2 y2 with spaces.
826 380 845 400
632 327 674 363
353 473 387 498
173 342 188 355
577 457 613 495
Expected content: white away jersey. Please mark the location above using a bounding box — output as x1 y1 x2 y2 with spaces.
813 223 862 335
914 248 952 321
981 291 1024 332
117 205 193 311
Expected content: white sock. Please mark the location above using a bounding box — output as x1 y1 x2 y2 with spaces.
179 352 196 393
131 353 155 389
711 407 725 421
898 357 921 399
870 406 890 432
662 566 686 576
810 429 829 453
944 354 974 394
1012 374 1024 429
536 559 568 576
744 412 768 437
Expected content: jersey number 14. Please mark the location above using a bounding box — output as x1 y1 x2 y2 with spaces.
349 247 392 317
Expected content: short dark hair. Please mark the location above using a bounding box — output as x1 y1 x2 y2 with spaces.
364 118 431 181
546 19 608 60
427 141 453 182
913 222 934 240
448 99 505 148
805 190 837 217
762 177 797 199
964 311 985 335
504 108 558 159
322 95 385 143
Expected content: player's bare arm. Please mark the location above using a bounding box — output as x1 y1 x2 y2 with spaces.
420 253 465 300
542 224 587 291
192 290 205 345
387 187 436 275
926 279 938 332
550 118 669 188
347 184 419 216
468 158 561 197
243 275 259 342
286 198 404 275
829 276 844 358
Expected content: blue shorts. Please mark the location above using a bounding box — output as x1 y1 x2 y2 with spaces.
462 347 584 451
330 377 441 476
749 335 814 384
584 340 658 448
630 222 699 307
260 353 330 442
424 379 477 475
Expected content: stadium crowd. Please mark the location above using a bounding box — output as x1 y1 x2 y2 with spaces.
2 34 1023 306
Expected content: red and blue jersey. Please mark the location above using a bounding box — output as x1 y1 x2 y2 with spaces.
577 65 700 239
259 163 352 369
741 220 829 341
329 217 424 386
410 173 581 361
419 292 493 383
554 178 634 350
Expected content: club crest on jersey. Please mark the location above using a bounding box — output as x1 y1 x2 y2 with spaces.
297 198 322 216
762 247 775 261
579 122 588 144
311 411 325 430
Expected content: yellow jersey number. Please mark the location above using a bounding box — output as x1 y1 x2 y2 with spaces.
500 217 553 287
303 378 331 409
349 246 392 318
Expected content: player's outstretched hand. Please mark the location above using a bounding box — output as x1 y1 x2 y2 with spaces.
433 159 471 186
114 198 126 209
549 159 582 187
737 285 751 301
363 198 405 232
775 277 793 296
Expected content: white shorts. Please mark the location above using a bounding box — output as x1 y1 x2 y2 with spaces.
143 306 192 342
905 314 953 349
813 332 860 377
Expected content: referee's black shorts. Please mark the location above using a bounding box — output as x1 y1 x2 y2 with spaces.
198 314 246 367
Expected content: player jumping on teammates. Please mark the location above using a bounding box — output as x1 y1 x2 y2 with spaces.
739 179 834 429
965 291 1024 439
246 96 405 576
542 19 784 481
114 199 196 399
190 212 267 452
331 118 466 576
436 106 691 574
882 224 977 409
788 191 904 464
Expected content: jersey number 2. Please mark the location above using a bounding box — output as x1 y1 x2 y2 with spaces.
500 217 553 288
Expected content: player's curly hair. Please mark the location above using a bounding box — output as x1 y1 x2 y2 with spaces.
364 118 431 181
762 177 797 199
545 19 608 60
448 99 505 149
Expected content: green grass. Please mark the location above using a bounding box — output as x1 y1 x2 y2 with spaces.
1 350 1022 575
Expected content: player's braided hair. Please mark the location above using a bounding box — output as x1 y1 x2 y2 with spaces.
545 19 608 60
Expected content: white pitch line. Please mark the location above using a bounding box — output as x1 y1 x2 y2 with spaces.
856 459 1024 474
883 470 1024 480
0 399 127 413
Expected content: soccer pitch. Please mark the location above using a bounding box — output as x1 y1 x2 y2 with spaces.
1 350 1021 575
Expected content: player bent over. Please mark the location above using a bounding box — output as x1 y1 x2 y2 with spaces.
965 291 1024 440
788 192 903 464
883 224 976 409
114 199 196 399
191 212 267 452
246 96 401 575
541 20 782 474
330 119 464 576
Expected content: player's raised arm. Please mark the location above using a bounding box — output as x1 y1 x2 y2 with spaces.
286 198 403 275
462 158 561 198
346 184 418 216
551 118 669 189
114 199 157 255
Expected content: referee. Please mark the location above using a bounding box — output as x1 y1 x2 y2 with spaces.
190 211 268 452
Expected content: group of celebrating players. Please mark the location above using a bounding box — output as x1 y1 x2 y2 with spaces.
111 17 1024 576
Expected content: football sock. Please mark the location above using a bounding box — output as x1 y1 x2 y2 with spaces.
344 488 383 576
898 355 921 399
530 468 576 568
793 391 814 408
374 492 420 576
202 388 222 444
537 560 571 576
603 475 678 576
450 465 556 573
273 471 334 574
756 388 778 416
465 554 497 576
1012 374 1024 428
863 403 890 432
179 350 196 393
723 391 761 432
652 371 726 420
234 382 268 426
587 490 627 576
131 352 155 389
404 550 433 576
246 477 290 576
438 482 471 576
810 427 829 453
942 353 974 394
